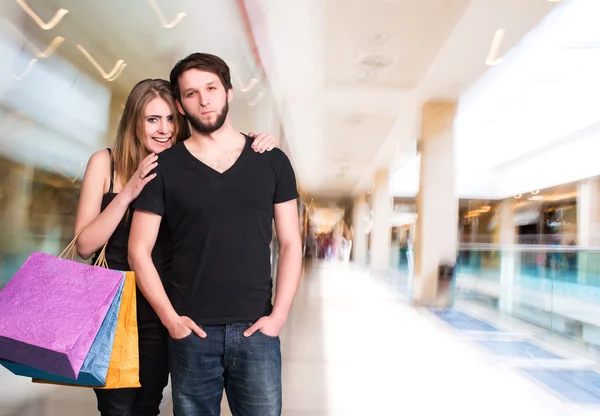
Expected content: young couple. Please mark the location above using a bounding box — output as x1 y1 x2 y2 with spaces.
75 52 302 416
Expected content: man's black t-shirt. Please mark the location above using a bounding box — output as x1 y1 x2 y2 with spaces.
134 135 299 325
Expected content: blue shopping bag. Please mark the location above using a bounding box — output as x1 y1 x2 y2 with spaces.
0 275 125 387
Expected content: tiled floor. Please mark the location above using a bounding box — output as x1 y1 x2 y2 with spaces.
0 261 586 415
385 269 600 414
431 308 500 331
524 369 600 404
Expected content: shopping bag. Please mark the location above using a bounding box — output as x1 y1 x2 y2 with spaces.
0 235 125 379
32 271 141 389
0 275 125 386
102 271 141 389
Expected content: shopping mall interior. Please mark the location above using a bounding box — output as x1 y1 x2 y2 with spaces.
2 0 600 415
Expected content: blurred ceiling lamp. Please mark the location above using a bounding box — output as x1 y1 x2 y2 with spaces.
1 58 37 80
1 35 64 81
531 190 540 195
16 0 68 30
76 45 127 82
240 77 258 93
545 191 578 202
248 91 264 106
31 36 65 58
147 0 187 29
5 22 65 58
465 205 491 218
231 64 259 93
367 182 375 195
485 28 505 66
58 161 85 183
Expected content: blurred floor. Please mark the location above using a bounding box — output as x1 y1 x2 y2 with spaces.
0 261 582 415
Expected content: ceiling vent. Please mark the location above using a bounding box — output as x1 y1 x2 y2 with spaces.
356 53 396 71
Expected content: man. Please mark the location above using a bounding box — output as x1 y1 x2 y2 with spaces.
128 53 303 416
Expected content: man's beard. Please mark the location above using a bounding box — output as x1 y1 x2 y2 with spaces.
185 101 229 134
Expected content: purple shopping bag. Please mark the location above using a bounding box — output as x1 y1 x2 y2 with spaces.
0 252 125 380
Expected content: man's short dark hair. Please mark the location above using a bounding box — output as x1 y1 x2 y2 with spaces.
170 53 233 100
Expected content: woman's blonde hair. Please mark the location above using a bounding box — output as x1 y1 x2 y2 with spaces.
112 79 188 187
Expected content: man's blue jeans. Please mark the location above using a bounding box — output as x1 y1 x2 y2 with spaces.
169 323 282 416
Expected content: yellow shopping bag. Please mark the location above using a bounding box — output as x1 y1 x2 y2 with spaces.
101 270 141 389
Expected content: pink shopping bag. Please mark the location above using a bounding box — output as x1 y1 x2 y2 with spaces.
0 251 125 380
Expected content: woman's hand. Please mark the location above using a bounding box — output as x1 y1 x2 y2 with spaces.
249 132 280 153
122 153 158 202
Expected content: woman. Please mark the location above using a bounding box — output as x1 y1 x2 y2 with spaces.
74 78 279 416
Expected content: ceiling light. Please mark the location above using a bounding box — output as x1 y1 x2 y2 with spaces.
107 64 127 82
486 28 505 66
531 190 540 194
239 77 258 93
4 22 65 59
16 0 68 30
514 194 522 199
1 34 64 81
1 58 37 80
147 0 186 29
356 53 396 70
248 91 264 106
231 65 259 93
59 161 85 183
544 191 578 202
76 45 127 82
31 36 65 59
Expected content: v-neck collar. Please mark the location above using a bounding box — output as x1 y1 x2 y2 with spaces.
182 134 251 179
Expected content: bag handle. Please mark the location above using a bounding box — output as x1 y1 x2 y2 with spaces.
94 244 109 269
59 230 109 269
58 230 82 261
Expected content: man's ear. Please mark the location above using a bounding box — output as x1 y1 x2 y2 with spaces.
176 100 185 116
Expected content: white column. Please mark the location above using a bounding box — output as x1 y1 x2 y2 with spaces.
577 178 600 282
413 101 458 306
577 178 600 245
352 194 369 266
369 170 391 273
498 200 517 314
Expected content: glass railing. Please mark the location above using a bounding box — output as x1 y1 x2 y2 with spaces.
0 234 76 289
457 243 600 348
0 156 82 289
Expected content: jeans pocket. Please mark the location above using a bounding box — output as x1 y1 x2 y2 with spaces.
170 332 194 343
257 330 279 340
247 322 279 340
